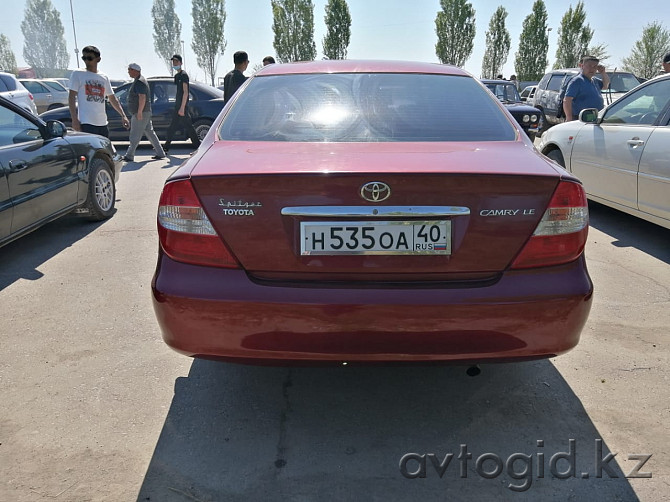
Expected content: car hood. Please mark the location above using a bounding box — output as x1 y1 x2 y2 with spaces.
503 103 541 113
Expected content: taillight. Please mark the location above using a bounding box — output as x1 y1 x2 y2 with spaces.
157 179 239 268
511 181 588 269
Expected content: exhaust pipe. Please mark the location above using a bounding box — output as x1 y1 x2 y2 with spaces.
466 365 481 377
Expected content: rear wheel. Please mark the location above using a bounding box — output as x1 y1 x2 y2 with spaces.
546 149 565 167
193 119 212 142
86 158 116 221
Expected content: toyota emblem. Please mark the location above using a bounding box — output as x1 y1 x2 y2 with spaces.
360 182 391 202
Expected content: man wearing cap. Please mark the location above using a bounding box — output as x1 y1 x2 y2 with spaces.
563 55 610 121
123 63 165 162
223 51 249 105
658 52 670 76
163 54 200 153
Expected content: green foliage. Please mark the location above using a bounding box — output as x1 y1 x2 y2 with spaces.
191 0 227 86
0 34 18 74
20 0 69 78
622 22 670 79
322 0 351 60
553 1 593 69
272 0 317 63
481 6 511 79
586 44 609 63
152 0 182 75
435 0 476 66
514 0 549 81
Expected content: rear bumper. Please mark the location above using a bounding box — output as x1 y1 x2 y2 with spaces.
152 254 593 364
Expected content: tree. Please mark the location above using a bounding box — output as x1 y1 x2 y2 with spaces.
20 0 69 78
481 6 510 79
191 0 227 86
0 34 18 74
322 0 351 60
152 0 182 75
553 1 593 69
586 43 609 63
514 0 549 81
622 22 670 79
435 0 476 67
272 0 317 62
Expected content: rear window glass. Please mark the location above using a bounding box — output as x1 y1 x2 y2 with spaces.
219 73 515 142
0 74 17 91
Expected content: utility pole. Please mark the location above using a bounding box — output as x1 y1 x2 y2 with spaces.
69 0 80 68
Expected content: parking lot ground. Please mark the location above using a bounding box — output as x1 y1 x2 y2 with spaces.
0 146 668 501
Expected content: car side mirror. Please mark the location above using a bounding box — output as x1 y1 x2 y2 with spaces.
579 108 599 124
46 120 67 138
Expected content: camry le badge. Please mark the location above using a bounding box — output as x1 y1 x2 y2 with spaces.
360 182 391 202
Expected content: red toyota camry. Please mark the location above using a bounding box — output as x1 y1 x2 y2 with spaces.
152 60 593 365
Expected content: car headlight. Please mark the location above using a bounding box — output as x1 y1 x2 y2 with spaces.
530 114 538 122
522 114 530 123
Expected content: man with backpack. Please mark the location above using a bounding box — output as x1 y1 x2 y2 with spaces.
563 55 610 121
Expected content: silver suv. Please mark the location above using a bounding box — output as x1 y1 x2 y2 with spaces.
0 72 38 115
531 69 641 129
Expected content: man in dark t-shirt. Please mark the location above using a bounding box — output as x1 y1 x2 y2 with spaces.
164 54 201 153
123 63 165 162
223 51 249 105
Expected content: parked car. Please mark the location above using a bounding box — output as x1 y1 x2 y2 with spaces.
19 78 69 113
152 60 593 365
480 79 544 140
519 85 537 102
532 69 642 129
0 95 122 248
538 73 670 229
0 72 37 114
39 77 225 143
109 79 129 90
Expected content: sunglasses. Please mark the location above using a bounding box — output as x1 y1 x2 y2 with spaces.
81 55 97 61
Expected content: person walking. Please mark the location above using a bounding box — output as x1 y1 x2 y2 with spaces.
68 45 129 137
123 63 165 162
223 51 249 105
163 54 200 153
563 55 610 121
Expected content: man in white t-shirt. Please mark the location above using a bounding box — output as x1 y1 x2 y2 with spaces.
68 45 129 137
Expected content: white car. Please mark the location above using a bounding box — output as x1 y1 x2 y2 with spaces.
0 72 38 114
538 74 670 229
19 78 69 113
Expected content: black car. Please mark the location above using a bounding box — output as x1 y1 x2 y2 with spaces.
39 77 226 143
0 95 122 248
481 79 544 141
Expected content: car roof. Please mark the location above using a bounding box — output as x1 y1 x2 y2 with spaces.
254 60 470 77
0 93 43 120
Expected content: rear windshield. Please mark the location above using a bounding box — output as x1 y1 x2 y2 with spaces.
219 73 515 142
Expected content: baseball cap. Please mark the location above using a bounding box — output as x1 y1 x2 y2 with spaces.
128 63 141 71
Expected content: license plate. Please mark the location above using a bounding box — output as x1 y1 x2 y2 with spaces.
300 221 451 255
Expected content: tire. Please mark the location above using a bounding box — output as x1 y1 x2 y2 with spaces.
546 149 565 168
86 158 116 221
193 119 212 142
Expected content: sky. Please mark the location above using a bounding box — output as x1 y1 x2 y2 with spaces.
2 0 664 84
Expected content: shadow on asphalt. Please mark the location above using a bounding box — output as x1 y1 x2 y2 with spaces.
587 201 670 265
137 360 639 501
0 213 110 291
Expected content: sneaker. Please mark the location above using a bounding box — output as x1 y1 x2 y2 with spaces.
151 155 166 160
122 156 133 162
